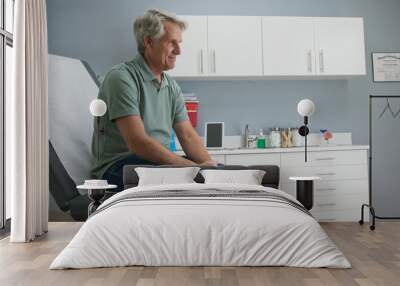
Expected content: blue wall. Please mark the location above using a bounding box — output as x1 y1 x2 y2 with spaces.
46 0 400 143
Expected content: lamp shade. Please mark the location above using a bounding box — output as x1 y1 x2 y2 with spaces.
90 99 107 117
297 99 315 117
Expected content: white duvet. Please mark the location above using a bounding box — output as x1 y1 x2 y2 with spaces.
50 183 351 269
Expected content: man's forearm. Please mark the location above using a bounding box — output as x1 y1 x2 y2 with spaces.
131 136 195 166
180 133 212 164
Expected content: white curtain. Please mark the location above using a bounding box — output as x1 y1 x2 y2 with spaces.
8 0 49 242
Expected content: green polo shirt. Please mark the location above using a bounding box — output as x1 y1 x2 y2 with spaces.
91 54 189 179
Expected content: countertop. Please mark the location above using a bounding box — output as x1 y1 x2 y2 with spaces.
175 145 369 155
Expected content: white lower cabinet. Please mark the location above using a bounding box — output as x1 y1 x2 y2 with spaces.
280 150 367 167
282 179 368 197
281 165 367 183
281 151 369 222
223 149 369 222
211 154 225 164
225 153 280 166
281 179 368 221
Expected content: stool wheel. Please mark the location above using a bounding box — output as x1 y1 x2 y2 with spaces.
370 225 375 231
358 220 364 225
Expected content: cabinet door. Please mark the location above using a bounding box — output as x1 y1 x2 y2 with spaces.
207 16 263 76
281 165 368 183
281 150 367 168
262 17 315 76
210 154 225 165
314 17 366 75
225 153 280 166
168 16 208 77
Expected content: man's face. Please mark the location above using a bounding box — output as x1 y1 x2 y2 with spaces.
145 21 182 71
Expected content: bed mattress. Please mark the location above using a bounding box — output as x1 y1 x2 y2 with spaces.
50 183 351 269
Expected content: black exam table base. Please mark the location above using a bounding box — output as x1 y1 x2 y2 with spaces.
359 204 376 231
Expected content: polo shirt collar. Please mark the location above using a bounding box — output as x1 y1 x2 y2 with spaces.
134 53 169 88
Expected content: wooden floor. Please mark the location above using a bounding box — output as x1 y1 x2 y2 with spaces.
0 222 399 286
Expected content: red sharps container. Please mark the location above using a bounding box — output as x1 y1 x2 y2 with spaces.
185 100 199 128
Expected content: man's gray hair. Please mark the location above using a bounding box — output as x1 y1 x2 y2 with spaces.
133 9 187 54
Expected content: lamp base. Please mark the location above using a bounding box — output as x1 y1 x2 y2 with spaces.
298 125 309 136
88 189 106 216
296 180 314 210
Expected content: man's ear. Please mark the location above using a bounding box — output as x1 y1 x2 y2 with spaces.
143 35 153 49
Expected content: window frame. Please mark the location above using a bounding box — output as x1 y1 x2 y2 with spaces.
1 0 14 231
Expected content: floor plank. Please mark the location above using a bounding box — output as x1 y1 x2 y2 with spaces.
0 222 399 286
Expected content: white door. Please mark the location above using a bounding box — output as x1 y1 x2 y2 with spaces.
262 17 315 76
168 16 208 77
314 17 366 75
207 16 263 76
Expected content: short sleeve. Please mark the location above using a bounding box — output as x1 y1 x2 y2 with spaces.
101 69 140 121
172 84 189 124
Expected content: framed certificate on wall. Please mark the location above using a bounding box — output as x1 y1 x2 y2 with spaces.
372 53 400 82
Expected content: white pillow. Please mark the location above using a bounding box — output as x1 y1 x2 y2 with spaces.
135 167 201 186
200 169 266 185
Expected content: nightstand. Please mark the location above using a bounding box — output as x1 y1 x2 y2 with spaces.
77 182 117 216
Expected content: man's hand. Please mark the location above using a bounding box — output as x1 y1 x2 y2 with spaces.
174 121 214 165
199 160 218 167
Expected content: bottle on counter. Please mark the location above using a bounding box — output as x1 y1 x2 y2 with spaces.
257 129 266 149
169 129 177 151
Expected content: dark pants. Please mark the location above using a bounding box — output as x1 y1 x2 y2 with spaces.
102 154 155 192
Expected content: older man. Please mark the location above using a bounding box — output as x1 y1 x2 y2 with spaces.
91 9 215 191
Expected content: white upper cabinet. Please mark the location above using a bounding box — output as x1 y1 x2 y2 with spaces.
262 17 315 76
169 15 366 78
168 16 208 77
262 16 366 76
314 17 366 75
207 16 263 76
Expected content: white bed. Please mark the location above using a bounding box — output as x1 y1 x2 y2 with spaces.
50 183 351 269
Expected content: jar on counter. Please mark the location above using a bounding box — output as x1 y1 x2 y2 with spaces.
269 128 282 148
281 128 294 148
291 127 304 147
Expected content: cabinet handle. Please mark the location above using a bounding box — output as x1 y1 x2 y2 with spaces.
316 188 336 192
319 49 324 73
315 157 335 161
213 49 216 73
307 50 312 73
316 172 336 176
317 203 336 207
200 49 204 74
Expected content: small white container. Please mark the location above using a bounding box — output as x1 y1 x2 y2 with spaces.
270 128 282 148
292 128 304 147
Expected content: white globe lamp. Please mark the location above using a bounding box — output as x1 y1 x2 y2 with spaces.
90 99 107 117
297 99 315 162
90 99 107 162
297 99 315 117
